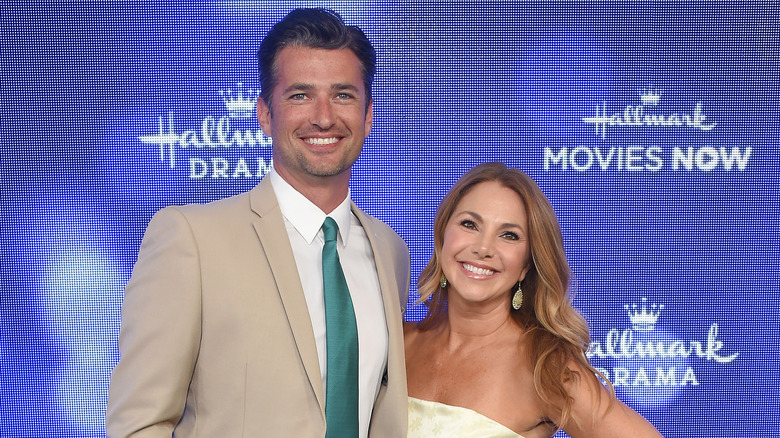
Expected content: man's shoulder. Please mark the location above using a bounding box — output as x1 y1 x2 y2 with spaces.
352 206 405 244
156 190 250 217
158 180 273 218
144 185 274 236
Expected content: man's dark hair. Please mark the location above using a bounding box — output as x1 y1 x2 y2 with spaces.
257 8 376 108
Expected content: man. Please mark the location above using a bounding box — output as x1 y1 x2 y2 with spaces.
107 8 410 437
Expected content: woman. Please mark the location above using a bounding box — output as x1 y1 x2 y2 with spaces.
405 162 662 437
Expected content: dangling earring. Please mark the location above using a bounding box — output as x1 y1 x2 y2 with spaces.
439 274 448 288
512 283 523 310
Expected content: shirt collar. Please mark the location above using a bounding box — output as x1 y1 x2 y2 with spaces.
269 169 353 245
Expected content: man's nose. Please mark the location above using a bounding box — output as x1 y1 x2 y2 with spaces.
310 99 335 130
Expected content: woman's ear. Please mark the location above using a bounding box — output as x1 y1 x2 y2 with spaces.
519 262 532 282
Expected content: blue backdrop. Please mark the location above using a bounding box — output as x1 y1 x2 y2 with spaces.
2 1 778 436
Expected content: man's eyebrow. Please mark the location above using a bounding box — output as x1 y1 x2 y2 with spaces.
281 83 360 94
282 83 314 94
332 83 359 92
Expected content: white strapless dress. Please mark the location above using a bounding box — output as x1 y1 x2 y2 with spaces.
408 396 525 438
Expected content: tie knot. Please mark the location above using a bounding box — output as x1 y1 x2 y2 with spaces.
322 217 339 243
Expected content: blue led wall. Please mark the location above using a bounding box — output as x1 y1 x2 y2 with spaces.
2 1 778 437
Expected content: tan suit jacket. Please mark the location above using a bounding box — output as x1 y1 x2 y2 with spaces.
107 177 410 437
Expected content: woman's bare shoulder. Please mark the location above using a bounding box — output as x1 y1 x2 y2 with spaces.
561 359 663 438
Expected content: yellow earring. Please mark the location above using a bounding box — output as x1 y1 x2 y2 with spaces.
512 283 523 310
439 274 448 288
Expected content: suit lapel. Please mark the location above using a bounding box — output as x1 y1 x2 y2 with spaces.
351 205 405 382
249 178 325 411
353 205 409 436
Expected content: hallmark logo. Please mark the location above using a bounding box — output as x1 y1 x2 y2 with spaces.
625 297 663 331
543 86 753 172
582 86 717 139
587 298 738 405
139 83 273 179
219 83 260 118
639 85 662 106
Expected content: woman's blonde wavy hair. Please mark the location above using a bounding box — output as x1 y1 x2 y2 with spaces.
416 162 611 429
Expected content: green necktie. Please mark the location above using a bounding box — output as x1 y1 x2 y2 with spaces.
321 217 359 438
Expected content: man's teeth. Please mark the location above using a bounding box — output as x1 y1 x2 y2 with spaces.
463 263 494 275
305 137 338 145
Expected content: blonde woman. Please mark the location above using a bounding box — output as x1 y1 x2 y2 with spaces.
405 162 662 437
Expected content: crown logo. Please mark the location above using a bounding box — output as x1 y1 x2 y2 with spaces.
624 298 664 331
219 83 259 118
639 86 662 106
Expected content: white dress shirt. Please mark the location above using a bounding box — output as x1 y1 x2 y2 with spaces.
269 170 389 438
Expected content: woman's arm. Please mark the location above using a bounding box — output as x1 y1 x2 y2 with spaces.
560 363 663 438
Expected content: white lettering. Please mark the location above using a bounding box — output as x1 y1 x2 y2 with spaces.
599 367 700 387
570 147 594 171
583 102 717 138
705 323 739 363
696 146 720 171
594 147 618 170
211 158 229 178
614 367 630 387
189 158 208 178
139 113 272 168
232 158 252 178
680 367 700 386
587 342 605 358
186 157 273 180
625 146 644 171
633 367 651 386
544 147 569 170
654 367 676 386
545 147 667 172
672 147 694 170
256 157 273 177
672 147 751 171
719 147 752 171
646 146 663 171
587 324 738 362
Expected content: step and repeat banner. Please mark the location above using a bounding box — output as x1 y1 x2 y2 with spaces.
3 1 778 437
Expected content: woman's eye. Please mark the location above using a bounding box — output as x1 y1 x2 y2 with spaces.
460 219 477 230
501 231 519 240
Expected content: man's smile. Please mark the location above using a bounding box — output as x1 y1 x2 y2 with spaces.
303 136 340 145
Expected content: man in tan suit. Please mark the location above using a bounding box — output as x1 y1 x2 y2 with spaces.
107 8 410 437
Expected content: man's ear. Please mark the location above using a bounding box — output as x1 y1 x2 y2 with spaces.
364 99 373 136
257 98 272 137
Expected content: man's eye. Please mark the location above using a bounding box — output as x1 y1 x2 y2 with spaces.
336 92 354 99
290 93 307 100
